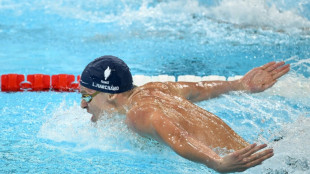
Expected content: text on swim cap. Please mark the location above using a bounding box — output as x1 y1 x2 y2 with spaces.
100 80 109 84
92 82 119 91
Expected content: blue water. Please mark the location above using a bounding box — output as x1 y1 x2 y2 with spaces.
1 0 310 173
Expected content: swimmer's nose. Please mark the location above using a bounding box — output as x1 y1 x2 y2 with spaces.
80 99 88 109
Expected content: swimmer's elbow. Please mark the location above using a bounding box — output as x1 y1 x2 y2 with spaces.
152 116 188 152
160 132 196 159
164 133 219 167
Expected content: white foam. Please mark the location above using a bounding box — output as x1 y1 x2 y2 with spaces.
38 102 126 152
205 0 310 33
116 0 310 34
265 73 310 103
37 102 94 145
263 57 310 103
38 101 169 154
246 117 310 173
10 0 309 35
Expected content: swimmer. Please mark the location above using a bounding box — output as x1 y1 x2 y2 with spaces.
80 55 290 173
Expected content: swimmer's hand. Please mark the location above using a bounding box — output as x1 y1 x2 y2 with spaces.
214 143 274 173
240 61 290 93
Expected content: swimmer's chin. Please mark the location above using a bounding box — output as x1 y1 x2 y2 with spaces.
91 115 98 122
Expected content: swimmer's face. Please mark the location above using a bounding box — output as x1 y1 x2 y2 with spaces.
80 86 114 122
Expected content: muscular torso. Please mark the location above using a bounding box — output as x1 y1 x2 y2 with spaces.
126 82 248 151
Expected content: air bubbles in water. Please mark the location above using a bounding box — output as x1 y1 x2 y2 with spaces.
37 100 169 155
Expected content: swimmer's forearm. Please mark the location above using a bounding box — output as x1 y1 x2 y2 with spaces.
158 129 222 170
173 80 244 102
173 134 222 170
200 80 244 97
152 114 222 170
195 80 239 101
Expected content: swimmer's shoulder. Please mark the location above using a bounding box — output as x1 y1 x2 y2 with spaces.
126 101 162 136
129 82 169 98
137 81 180 94
139 81 170 88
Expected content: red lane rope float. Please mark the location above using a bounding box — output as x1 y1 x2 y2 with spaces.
52 74 80 92
0 74 80 92
22 74 51 91
1 74 25 92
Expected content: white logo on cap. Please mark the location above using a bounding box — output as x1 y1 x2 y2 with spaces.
104 66 111 80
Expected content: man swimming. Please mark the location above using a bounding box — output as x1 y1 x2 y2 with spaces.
80 55 290 173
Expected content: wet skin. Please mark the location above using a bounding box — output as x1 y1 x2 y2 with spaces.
127 82 249 150
80 61 290 172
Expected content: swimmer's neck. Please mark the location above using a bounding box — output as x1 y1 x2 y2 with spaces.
109 87 137 115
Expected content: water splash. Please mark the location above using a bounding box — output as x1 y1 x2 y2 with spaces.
36 57 310 173
206 0 310 33
37 102 94 146
246 117 310 174
2 0 309 34
37 101 169 154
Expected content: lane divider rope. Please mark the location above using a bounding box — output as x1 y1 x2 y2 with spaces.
1 74 80 92
0 74 243 92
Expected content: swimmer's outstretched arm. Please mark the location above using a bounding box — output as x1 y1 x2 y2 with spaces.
151 111 274 173
168 61 290 102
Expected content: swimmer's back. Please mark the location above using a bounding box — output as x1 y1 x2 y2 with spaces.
127 82 249 151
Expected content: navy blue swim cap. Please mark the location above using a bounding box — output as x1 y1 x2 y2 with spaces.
80 55 134 94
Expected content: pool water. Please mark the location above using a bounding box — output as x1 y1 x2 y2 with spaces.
1 0 310 173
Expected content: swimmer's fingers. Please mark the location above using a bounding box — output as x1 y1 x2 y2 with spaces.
264 61 285 72
236 144 266 157
271 64 290 80
216 144 273 172
235 144 273 171
240 148 274 168
261 62 276 70
241 144 267 158
237 143 257 156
